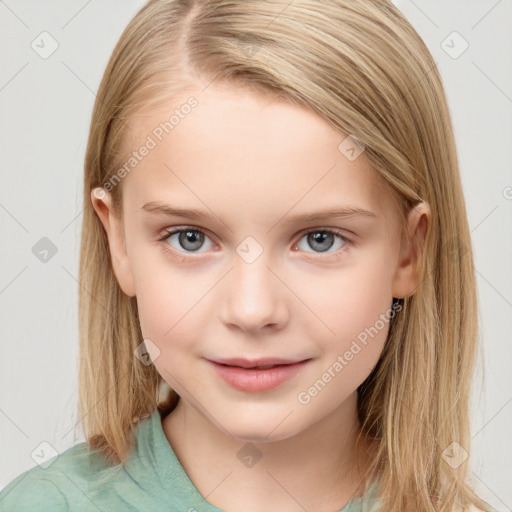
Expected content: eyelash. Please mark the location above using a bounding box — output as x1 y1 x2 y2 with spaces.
156 226 353 262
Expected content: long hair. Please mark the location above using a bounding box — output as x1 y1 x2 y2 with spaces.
78 1 491 510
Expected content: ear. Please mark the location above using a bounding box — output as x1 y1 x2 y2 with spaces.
391 202 431 299
90 187 136 297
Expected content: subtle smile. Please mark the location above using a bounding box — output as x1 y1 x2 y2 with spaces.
206 358 312 392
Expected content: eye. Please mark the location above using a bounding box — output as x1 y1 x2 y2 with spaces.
156 226 353 261
295 228 351 259
157 227 214 254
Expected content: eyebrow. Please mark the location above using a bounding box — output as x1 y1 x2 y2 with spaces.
141 201 377 225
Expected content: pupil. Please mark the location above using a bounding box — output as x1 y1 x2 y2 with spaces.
308 232 334 252
180 230 203 251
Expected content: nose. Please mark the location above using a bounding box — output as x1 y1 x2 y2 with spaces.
219 253 289 334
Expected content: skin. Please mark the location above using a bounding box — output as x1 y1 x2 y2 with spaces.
91 80 430 512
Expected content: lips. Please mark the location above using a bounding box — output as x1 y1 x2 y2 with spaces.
210 357 309 369
206 357 312 392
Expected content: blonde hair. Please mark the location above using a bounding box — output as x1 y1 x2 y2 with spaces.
79 1 492 511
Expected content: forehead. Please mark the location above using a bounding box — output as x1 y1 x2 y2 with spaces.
118 81 396 225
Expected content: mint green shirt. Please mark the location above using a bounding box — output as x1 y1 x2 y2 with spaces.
0 409 381 511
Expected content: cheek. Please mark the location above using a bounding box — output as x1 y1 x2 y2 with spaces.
130 249 199 345
300 255 394 331
294 249 395 371
133 266 204 390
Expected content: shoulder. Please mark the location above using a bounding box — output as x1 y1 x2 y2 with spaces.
0 441 117 511
0 469 68 511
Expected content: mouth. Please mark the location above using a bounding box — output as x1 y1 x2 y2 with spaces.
209 357 311 369
206 357 312 392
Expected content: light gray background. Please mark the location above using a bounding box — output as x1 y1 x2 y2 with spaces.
1 1 511 510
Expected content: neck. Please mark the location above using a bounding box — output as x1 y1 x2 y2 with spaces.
162 393 377 512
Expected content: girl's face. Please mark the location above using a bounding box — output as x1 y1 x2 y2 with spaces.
92 81 424 442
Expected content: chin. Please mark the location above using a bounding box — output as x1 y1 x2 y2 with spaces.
227 425 298 444
220 409 308 444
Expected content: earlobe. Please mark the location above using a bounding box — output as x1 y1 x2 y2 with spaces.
90 187 136 297
391 202 430 299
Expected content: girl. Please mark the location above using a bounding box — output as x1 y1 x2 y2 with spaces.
0 1 496 511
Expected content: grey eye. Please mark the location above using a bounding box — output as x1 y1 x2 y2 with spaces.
165 229 214 253
296 230 347 253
